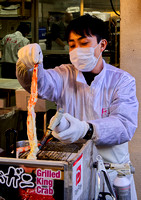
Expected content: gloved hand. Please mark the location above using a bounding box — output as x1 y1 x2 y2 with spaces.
18 43 43 69
64 45 69 51
51 113 89 143
50 115 69 133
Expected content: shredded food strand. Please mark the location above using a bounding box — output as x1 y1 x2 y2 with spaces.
27 64 39 159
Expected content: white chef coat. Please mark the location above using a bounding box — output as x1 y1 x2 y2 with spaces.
16 59 138 199
17 59 138 160
1 31 29 63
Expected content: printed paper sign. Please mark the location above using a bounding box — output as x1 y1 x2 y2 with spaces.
72 154 83 200
35 168 61 196
0 165 64 200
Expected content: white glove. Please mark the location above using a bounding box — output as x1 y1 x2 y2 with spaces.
50 115 69 133
18 43 43 69
64 45 69 51
52 113 89 143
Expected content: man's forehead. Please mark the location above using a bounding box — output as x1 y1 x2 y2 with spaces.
68 32 96 41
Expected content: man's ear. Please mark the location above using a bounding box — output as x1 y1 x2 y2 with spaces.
100 39 107 52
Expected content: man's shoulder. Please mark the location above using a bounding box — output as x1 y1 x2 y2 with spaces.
55 63 74 70
14 31 29 43
53 64 76 77
105 62 122 73
3 31 21 41
22 37 30 43
105 62 134 80
3 32 14 39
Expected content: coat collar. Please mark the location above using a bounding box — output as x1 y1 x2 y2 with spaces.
76 59 106 86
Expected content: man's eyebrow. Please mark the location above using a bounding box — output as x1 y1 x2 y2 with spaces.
78 36 86 41
68 36 86 42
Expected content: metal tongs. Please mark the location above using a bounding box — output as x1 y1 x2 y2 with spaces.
94 155 116 200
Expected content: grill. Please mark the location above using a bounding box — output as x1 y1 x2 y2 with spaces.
38 141 83 161
19 141 83 161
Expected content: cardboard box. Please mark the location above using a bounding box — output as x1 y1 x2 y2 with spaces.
0 98 6 108
16 89 56 112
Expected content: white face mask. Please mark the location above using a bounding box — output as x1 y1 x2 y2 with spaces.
69 44 101 72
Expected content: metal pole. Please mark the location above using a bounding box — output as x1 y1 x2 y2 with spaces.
32 0 39 43
80 0 84 16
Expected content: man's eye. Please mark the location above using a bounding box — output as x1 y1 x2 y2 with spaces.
69 44 75 48
81 42 88 46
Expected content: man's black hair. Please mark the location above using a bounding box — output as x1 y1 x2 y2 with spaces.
16 23 30 37
65 14 107 43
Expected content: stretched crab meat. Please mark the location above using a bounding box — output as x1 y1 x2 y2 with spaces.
27 64 39 159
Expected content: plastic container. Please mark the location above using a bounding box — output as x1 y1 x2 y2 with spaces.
39 27 47 39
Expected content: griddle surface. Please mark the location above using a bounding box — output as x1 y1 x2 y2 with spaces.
20 141 84 161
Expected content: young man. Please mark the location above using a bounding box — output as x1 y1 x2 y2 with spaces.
16 14 138 199
1 23 30 78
